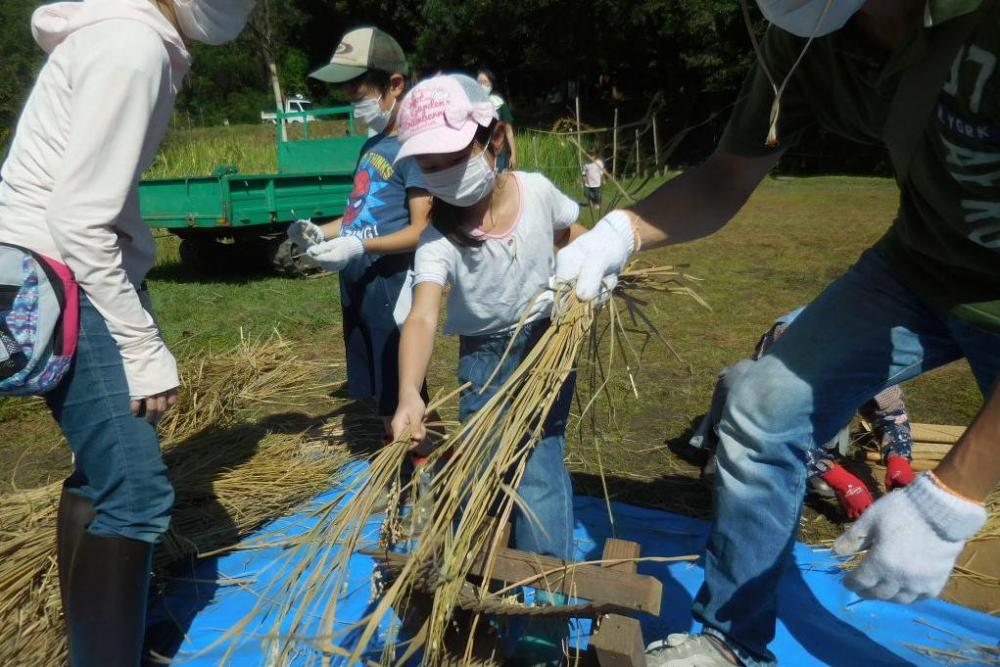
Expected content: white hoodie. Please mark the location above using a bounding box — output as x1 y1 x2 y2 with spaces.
0 0 191 398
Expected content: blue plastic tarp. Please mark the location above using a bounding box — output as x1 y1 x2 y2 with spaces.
149 461 1000 665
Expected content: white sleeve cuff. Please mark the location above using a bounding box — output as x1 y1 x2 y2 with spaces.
413 272 447 287
120 336 179 399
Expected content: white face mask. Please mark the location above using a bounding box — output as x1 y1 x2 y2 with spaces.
352 95 395 135
479 82 493 94
755 0 865 38
171 0 256 45
421 149 497 207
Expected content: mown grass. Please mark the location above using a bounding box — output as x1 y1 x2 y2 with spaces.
0 136 983 541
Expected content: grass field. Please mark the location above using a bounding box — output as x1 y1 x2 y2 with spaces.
0 169 983 546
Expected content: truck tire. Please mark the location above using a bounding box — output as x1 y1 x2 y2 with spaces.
180 237 265 274
178 238 213 272
269 238 317 277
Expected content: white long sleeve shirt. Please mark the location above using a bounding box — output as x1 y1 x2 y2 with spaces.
0 0 191 397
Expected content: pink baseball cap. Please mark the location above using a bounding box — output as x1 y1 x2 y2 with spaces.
395 74 498 163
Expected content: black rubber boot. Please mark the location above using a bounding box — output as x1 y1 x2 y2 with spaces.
56 488 96 616
66 531 154 667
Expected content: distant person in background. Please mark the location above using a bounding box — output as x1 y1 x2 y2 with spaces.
0 0 255 664
582 152 606 209
477 67 518 171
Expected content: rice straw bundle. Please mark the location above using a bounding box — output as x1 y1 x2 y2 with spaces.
215 265 706 666
158 331 340 444
980 489 1000 542
0 335 355 666
903 619 1000 665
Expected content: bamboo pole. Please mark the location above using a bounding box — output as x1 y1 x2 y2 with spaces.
653 113 661 175
575 95 584 176
635 129 641 178
612 107 619 178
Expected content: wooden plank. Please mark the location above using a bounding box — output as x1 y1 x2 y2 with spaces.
870 460 938 473
593 615 647 667
910 423 964 444
600 539 641 574
865 442 953 464
591 539 647 667
467 545 661 616
912 442 955 459
370 546 662 616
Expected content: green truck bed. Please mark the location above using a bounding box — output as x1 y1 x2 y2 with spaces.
138 105 367 273
139 169 356 231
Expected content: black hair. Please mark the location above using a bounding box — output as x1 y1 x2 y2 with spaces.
430 121 503 249
346 69 393 94
476 67 498 89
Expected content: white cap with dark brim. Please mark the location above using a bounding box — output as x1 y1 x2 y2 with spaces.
310 26 409 83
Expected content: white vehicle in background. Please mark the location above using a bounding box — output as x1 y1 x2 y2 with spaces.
261 95 316 124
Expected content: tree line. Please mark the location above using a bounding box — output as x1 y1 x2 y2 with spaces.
0 0 888 175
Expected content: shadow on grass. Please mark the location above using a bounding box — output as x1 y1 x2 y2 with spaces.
664 417 710 467
571 470 714 522
147 259 278 285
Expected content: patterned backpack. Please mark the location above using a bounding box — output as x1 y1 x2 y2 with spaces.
0 243 79 395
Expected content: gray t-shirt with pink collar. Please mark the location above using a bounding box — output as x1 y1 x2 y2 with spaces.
414 172 579 336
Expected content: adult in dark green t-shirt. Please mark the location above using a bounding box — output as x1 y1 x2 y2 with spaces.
556 1 997 665
477 68 518 171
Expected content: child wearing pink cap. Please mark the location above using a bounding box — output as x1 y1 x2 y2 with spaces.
389 73 591 661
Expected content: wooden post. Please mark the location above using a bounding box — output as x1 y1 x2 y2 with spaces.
653 114 661 176
590 539 647 667
268 58 287 143
612 108 619 178
532 134 540 169
575 95 585 176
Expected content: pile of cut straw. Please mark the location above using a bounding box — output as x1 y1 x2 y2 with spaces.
214 265 706 665
0 335 357 666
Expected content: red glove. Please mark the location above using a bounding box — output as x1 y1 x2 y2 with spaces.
820 465 874 520
885 455 916 491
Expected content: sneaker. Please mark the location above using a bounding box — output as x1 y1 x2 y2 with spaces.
646 633 741 666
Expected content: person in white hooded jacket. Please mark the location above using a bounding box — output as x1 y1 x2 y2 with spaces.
0 1 254 664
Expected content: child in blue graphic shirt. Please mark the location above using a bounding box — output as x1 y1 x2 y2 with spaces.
288 27 432 433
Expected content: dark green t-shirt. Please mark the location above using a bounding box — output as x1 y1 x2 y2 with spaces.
490 93 515 124
721 0 1000 332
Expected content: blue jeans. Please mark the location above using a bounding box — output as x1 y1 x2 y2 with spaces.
458 318 576 560
695 250 1000 665
45 294 173 544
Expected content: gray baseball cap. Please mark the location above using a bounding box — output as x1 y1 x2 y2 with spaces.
310 26 410 83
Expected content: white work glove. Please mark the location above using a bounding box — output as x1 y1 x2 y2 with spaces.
306 236 365 272
287 219 326 250
548 275 617 312
832 472 987 603
555 210 636 301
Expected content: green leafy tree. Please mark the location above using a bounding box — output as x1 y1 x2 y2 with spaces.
0 0 46 156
